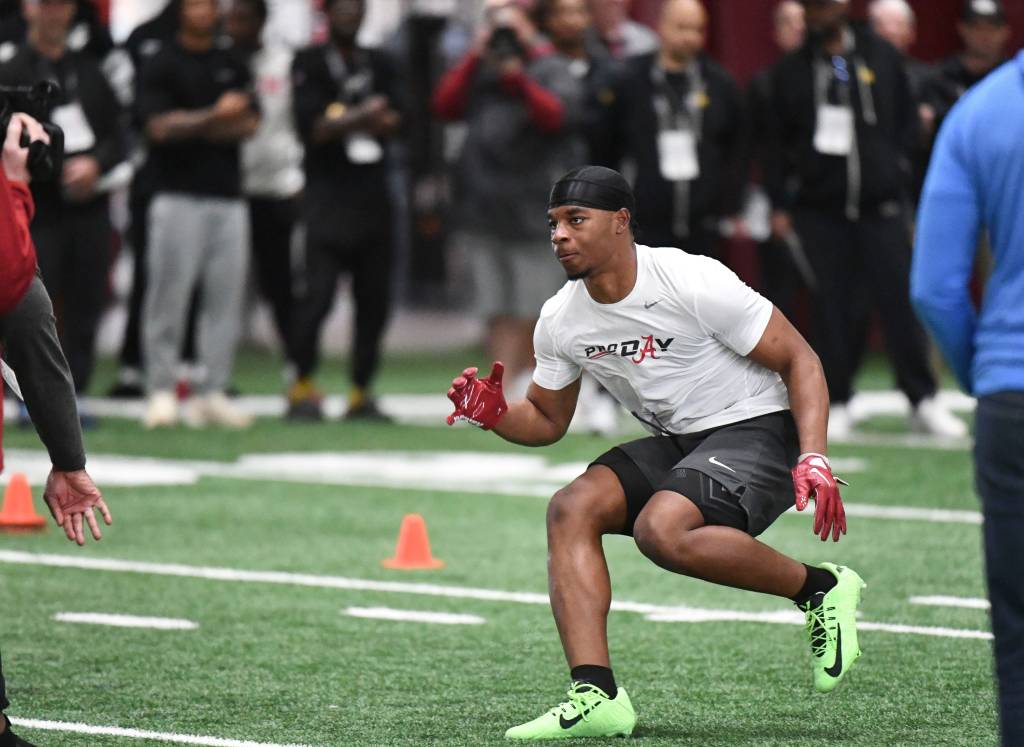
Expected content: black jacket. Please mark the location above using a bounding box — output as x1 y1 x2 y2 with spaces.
0 45 126 216
591 52 747 237
292 44 401 247
764 25 916 213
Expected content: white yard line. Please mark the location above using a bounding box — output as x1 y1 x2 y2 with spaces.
53 612 198 630
910 595 990 610
0 550 989 641
343 607 485 625
8 718 310 747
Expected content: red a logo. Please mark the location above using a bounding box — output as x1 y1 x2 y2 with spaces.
632 335 659 364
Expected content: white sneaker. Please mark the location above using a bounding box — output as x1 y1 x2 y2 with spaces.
910 397 968 438
828 403 853 441
143 390 178 429
184 392 253 430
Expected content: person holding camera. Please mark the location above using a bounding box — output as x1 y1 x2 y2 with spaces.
0 111 112 747
286 0 402 421
0 0 128 417
137 0 259 430
433 0 584 396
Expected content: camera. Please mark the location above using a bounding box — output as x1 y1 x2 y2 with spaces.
0 81 65 182
487 25 525 61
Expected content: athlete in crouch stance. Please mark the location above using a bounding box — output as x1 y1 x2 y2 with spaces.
446 166 865 740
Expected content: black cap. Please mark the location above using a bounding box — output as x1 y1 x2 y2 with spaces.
962 0 1006 23
548 166 635 214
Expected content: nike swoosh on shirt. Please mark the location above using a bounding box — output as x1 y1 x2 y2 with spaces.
708 456 737 473
644 299 662 309
825 625 843 677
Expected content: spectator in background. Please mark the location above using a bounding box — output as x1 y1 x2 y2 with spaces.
137 0 258 429
765 0 964 440
226 0 302 357
911 50 1024 747
433 0 582 396
748 0 806 325
593 0 746 260
108 0 186 400
0 0 128 417
287 0 402 421
587 0 656 59
868 0 930 96
922 0 1011 136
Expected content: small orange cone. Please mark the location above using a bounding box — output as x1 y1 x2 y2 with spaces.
0 473 47 531
382 514 444 569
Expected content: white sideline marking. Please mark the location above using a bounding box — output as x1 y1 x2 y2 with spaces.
4 448 981 526
0 551 990 641
9 718 310 747
344 606 485 625
53 612 198 630
857 622 991 640
821 504 982 525
910 595 990 610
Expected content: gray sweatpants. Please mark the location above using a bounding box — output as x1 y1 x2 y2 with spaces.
143 192 249 393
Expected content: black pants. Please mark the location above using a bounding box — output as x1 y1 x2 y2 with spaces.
287 229 393 389
33 202 112 394
758 237 806 328
975 391 1024 747
792 207 936 405
119 185 198 372
248 196 296 348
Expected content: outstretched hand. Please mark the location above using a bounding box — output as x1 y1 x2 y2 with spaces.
446 361 508 430
792 453 848 542
43 469 112 545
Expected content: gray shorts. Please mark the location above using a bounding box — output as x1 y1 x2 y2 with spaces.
592 411 800 537
457 232 565 319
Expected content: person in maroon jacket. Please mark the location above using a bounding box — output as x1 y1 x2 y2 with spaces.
0 112 111 747
433 0 584 396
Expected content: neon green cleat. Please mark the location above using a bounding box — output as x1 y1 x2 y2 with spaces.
800 562 867 693
504 682 636 740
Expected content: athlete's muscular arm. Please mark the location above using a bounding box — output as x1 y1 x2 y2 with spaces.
745 307 829 456
494 379 582 447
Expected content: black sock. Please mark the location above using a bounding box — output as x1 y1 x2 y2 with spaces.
570 665 617 699
790 564 837 606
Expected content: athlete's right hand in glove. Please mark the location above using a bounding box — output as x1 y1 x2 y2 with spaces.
446 361 508 430
792 453 848 542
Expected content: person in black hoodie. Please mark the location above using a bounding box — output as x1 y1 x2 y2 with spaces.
0 0 127 403
764 0 964 440
591 0 746 260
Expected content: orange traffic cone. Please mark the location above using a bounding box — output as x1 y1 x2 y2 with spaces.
382 514 444 569
0 473 47 531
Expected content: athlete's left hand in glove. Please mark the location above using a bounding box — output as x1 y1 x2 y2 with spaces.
446 361 508 430
792 452 849 542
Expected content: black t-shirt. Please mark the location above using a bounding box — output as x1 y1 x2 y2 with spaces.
137 40 252 198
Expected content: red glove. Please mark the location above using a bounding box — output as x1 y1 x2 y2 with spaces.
792 452 848 542
446 361 508 430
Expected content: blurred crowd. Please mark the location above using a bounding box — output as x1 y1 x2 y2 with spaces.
0 0 1014 435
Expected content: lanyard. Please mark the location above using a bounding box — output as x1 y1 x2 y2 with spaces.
325 46 374 105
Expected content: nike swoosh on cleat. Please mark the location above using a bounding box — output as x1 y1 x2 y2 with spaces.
825 625 843 677
559 714 583 729
708 456 737 473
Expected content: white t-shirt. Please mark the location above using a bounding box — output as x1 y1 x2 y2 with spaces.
533 244 790 435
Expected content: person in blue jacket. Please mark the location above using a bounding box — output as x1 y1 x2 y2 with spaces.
911 49 1024 747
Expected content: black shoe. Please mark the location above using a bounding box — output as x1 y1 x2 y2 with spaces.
344 398 393 422
1 716 37 747
107 381 145 399
286 397 324 422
